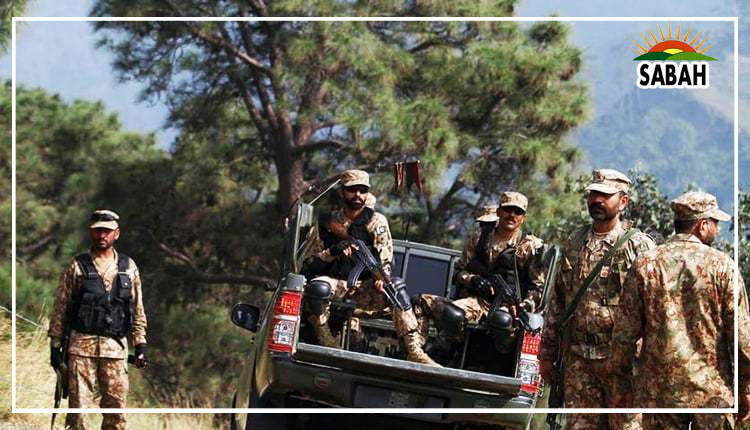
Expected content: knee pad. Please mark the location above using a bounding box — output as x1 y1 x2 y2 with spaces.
390 277 412 311
434 302 466 338
486 309 514 334
304 279 333 316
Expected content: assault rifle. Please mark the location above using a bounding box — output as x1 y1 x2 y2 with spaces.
463 260 540 332
326 217 411 311
127 354 166 368
346 239 412 311
51 326 71 430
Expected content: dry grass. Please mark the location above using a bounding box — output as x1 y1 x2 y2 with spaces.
1 313 224 430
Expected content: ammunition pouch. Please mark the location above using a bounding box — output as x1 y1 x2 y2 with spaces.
435 302 466 338
304 279 333 316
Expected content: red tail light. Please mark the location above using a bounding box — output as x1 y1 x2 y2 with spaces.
268 291 302 353
518 332 542 395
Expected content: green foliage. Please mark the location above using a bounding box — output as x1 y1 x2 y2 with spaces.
0 0 28 53
90 4 589 248
0 264 57 329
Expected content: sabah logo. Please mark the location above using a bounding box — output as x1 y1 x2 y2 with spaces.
631 23 717 89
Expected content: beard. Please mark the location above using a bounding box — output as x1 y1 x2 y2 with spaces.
588 202 617 221
343 196 365 210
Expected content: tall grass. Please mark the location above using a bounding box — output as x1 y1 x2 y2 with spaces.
0 314 225 429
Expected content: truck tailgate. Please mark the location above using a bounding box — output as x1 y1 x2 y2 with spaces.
293 343 522 396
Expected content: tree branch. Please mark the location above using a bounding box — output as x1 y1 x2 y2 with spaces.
180 21 270 74
158 243 273 286
291 139 345 156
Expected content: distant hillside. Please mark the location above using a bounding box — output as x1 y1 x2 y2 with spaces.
573 87 736 205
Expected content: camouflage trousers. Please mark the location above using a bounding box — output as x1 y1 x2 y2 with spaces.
307 276 416 345
65 354 128 430
563 353 641 430
392 294 489 344
641 414 734 430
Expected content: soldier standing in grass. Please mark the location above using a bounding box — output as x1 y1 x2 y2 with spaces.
611 191 750 429
49 210 147 430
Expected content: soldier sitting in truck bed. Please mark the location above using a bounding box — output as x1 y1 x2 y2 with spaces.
394 192 547 366
300 169 416 349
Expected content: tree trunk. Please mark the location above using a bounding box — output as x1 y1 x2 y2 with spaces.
275 147 306 215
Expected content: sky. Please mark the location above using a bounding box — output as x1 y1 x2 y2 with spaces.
1 0 743 203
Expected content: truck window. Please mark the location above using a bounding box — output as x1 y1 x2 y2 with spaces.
404 254 450 297
393 251 405 278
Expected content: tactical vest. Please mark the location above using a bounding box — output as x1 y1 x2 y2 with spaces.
68 253 134 339
318 208 377 279
473 223 530 298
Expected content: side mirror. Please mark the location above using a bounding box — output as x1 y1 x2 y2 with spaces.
231 303 260 332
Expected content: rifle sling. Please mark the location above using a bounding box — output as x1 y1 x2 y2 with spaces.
559 228 636 327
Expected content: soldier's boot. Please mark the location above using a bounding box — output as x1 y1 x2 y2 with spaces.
313 322 339 348
401 332 440 367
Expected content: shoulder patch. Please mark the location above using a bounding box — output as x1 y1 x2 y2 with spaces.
376 225 387 235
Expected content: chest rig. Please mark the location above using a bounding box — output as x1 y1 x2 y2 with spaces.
318 208 377 280
69 253 134 339
473 224 530 299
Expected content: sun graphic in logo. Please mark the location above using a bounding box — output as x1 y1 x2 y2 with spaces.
632 23 717 61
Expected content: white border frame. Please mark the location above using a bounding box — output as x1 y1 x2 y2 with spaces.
11 16 740 415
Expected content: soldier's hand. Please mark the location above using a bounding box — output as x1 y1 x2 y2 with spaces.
739 393 750 424
134 343 147 369
50 344 64 369
470 276 494 301
374 279 385 293
342 243 359 257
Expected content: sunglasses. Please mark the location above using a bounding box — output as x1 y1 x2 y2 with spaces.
500 206 525 216
343 186 370 195
90 212 120 222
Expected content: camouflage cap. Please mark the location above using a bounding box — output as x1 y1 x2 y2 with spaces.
340 169 370 188
476 205 499 222
585 168 631 194
90 209 120 230
670 191 731 222
499 191 528 212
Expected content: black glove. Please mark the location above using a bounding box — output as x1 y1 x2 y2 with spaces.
330 240 353 256
134 343 147 369
50 344 64 369
470 276 495 301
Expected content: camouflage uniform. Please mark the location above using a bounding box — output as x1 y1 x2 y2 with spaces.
49 210 147 430
48 249 147 430
395 193 546 365
610 191 750 429
301 170 413 348
539 169 655 430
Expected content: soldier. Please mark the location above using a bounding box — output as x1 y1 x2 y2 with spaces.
395 192 547 366
610 191 750 429
48 209 147 430
539 169 655 430
301 169 414 350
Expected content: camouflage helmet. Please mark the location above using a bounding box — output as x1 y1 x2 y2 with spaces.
671 191 731 222
340 169 370 188
89 209 120 230
585 169 631 194
499 191 528 212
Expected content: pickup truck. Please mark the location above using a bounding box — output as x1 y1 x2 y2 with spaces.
229 192 557 430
